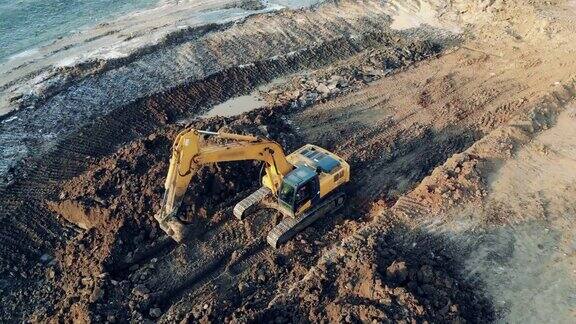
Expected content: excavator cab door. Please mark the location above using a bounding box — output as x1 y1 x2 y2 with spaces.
294 176 320 213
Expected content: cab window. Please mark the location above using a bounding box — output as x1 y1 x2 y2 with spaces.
278 182 295 205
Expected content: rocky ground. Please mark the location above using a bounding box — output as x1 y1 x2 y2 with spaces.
1 0 576 322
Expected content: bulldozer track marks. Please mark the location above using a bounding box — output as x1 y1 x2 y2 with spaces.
158 252 232 306
393 196 431 218
226 239 268 275
159 237 272 308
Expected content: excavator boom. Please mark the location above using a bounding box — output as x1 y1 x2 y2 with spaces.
155 128 293 241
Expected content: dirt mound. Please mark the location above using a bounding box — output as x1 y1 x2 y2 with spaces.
249 227 494 323
407 152 486 215
40 108 299 321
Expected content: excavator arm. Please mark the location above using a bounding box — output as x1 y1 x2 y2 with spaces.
155 128 293 241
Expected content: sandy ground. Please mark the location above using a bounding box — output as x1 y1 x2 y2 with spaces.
1 0 576 322
459 107 576 322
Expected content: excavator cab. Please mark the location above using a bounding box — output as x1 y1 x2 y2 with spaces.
277 166 320 216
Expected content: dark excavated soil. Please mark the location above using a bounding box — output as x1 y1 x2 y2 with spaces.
0 28 516 321
36 106 495 322
252 227 495 323
40 108 299 322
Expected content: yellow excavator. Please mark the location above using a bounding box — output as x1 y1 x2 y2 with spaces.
154 128 350 248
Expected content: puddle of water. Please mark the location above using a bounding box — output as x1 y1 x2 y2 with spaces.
201 75 292 118
202 94 265 118
174 74 296 124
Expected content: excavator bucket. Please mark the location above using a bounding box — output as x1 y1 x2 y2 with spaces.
154 129 202 241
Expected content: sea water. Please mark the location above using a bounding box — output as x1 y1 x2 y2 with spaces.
0 0 158 63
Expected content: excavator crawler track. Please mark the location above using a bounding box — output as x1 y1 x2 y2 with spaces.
267 192 346 248
233 187 272 220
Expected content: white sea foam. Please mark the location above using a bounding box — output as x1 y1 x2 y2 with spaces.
7 48 40 61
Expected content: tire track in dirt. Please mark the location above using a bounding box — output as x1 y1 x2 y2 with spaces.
142 208 278 304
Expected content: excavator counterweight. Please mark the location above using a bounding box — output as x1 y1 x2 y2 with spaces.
155 128 350 247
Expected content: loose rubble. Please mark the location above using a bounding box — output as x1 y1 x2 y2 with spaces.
261 39 442 110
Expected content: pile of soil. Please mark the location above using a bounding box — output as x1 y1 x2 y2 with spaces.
408 152 486 215
247 227 495 323
41 107 299 321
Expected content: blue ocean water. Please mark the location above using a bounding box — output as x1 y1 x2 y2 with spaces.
0 0 158 62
